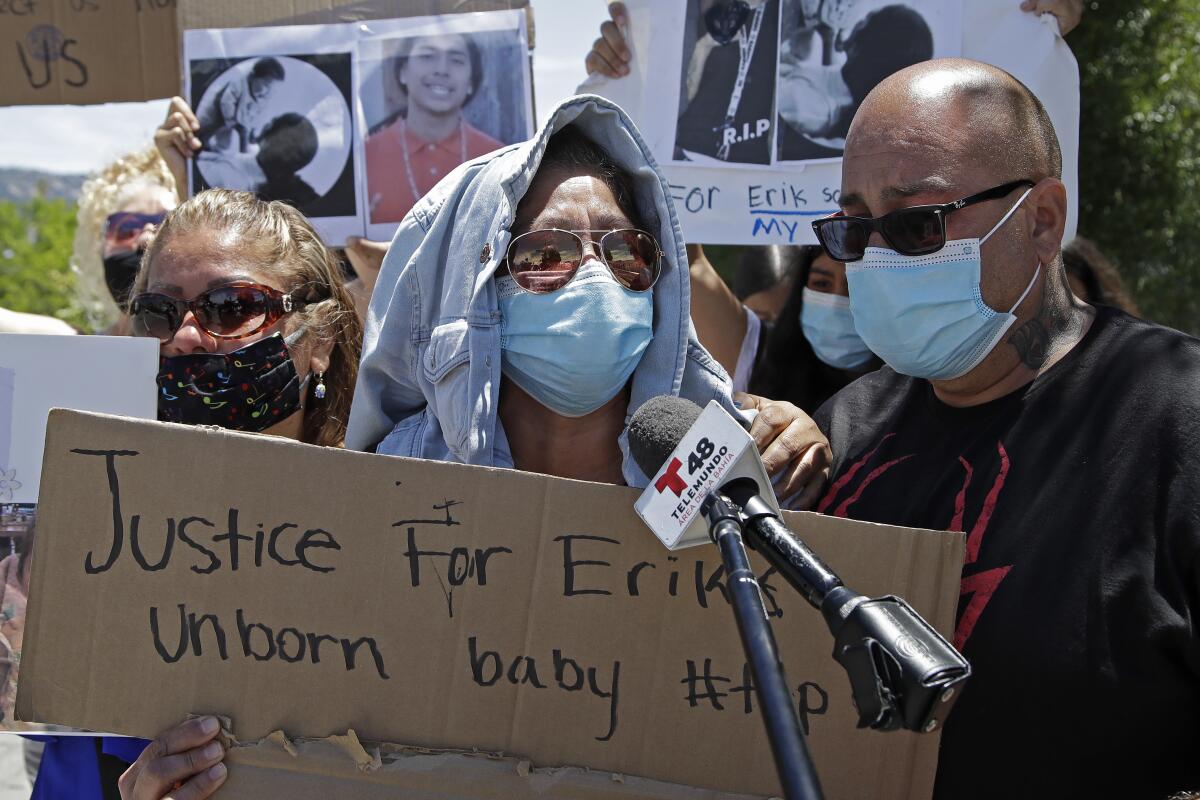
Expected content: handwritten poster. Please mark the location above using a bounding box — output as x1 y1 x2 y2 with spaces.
21 409 964 798
580 0 1079 245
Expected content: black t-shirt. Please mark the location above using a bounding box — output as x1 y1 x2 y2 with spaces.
814 307 1200 800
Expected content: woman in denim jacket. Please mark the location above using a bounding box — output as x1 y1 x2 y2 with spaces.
348 95 826 498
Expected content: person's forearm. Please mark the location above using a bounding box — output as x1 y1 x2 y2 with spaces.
686 244 747 376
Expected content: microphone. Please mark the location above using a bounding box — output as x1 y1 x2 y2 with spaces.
632 396 824 800
629 396 971 734
630 395 783 550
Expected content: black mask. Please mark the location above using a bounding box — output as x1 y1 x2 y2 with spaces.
103 250 144 310
156 333 305 433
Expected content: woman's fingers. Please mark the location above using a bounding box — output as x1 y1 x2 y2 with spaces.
168 96 201 133
137 741 225 798
165 763 228 800
585 3 631 77
120 717 224 800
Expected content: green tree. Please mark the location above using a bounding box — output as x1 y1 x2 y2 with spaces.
0 196 86 331
1072 0 1200 334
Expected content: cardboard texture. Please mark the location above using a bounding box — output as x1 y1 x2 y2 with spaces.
220 731 764 799
20 410 964 798
0 0 530 107
0 0 178 106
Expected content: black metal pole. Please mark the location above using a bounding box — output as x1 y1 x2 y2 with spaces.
702 494 824 800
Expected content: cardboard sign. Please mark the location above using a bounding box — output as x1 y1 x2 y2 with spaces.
635 400 779 550
580 0 1079 245
0 0 178 107
0 334 157 504
0 1 531 108
20 410 964 798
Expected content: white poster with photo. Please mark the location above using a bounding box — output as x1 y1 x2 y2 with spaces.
185 24 362 246
358 10 534 241
581 0 1078 246
0 334 158 505
183 11 533 247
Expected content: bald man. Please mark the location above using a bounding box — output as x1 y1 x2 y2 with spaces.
811 59 1199 798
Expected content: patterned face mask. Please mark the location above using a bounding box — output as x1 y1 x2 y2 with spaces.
156 331 307 433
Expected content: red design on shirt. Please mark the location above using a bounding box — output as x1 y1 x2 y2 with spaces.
955 566 1012 650
822 437 1015 650
817 433 897 514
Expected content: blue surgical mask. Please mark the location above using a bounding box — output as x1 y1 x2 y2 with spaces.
800 288 874 370
846 188 1039 381
497 261 654 417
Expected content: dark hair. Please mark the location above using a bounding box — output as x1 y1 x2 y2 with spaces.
1062 236 1140 315
395 32 486 106
17 516 34 588
256 113 319 177
529 125 649 233
250 57 285 84
747 246 878 413
842 6 933 105
733 246 803 300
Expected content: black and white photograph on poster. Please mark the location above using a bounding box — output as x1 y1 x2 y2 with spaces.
358 10 533 237
673 0 780 166
184 22 363 244
775 0 961 162
188 54 357 222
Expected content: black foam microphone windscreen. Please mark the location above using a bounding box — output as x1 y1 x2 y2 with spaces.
627 395 704 478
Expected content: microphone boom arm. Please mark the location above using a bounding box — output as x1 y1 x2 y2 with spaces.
721 478 971 734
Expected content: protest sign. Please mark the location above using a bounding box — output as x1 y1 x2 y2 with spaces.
580 0 1080 246
0 0 178 107
184 9 533 245
20 409 963 798
0 1 531 108
0 334 156 504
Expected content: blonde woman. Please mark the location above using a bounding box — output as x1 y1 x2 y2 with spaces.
31 189 364 800
72 146 177 334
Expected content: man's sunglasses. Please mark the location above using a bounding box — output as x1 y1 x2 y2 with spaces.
811 179 1036 262
105 211 166 247
504 228 663 294
129 282 307 342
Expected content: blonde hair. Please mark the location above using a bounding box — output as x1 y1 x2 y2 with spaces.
135 189 362 448
72 146 177 331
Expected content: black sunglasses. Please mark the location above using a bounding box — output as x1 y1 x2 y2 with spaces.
130 282 308 342
811 179 1036 262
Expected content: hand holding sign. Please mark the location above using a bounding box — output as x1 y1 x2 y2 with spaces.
584 2 631 77
119 716 227 800
154 97 202 201
736 391 830 509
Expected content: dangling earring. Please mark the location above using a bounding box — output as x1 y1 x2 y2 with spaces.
314 372 326 401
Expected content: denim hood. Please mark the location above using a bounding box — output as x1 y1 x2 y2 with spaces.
345 94 735 486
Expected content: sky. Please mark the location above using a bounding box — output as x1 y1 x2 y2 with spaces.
0 0 610 176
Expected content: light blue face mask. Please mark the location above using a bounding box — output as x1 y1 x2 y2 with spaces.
800 288 875 370
846 188 1039 381
497 261 654 417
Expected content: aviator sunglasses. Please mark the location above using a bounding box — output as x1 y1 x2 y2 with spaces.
129 282 309 342
503 228 663 294
811 179 1036 262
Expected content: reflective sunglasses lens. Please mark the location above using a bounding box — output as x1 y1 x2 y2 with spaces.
601 230 659 292
130 295 180 341
197 285 271 337
106 212 162 242
819 218 870 261
882 208 943 255
507 231 582 294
